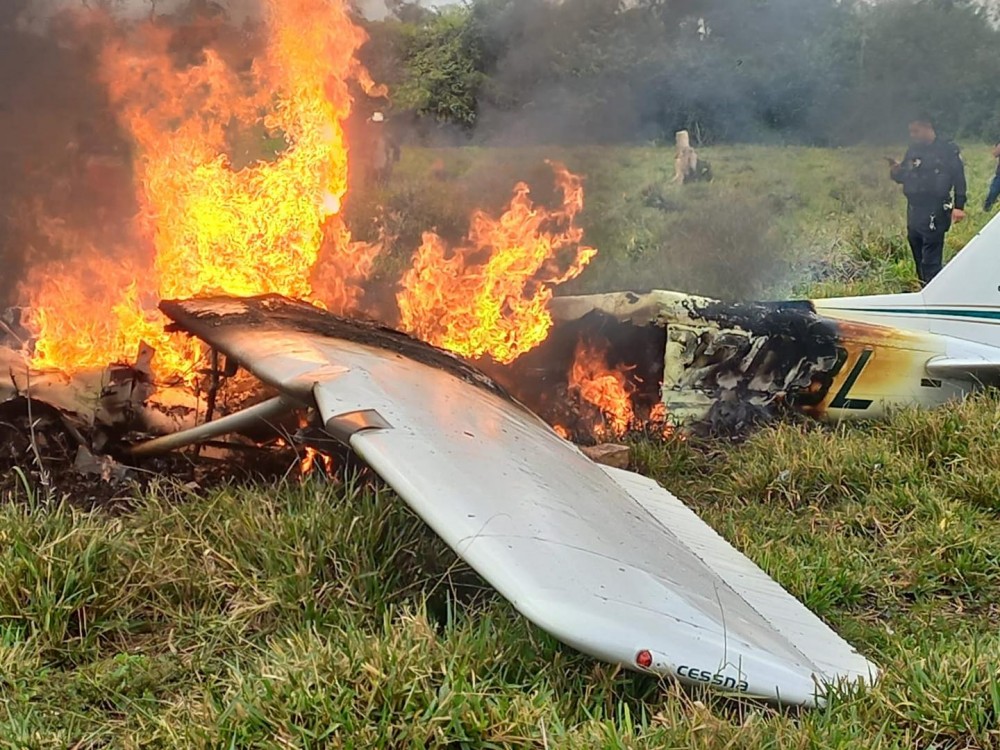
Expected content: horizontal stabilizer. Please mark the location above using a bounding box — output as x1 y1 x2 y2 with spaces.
925 356 1000 383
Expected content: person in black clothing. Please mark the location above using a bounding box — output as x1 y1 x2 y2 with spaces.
985 142 1000 212
889 116 967 285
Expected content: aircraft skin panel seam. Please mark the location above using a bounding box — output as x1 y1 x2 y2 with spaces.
616 482 836 671
452 533 758 640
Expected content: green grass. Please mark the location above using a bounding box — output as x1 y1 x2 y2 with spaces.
6 398 1000 747
5 145 1000 747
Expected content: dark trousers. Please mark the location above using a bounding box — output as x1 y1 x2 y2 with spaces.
986 174 1000 212
907 203 949 286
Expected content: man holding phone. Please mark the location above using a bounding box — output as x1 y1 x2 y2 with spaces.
889 115 967 286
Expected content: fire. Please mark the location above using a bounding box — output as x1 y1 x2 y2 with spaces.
20 216 202 376
301 446 336 476
396 163 596 363
20 0 379 380
17 3 598 393
649 402 675 439
569 338 635 439
566 341 676 441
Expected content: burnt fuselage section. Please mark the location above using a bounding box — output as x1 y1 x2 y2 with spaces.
533 290 974 435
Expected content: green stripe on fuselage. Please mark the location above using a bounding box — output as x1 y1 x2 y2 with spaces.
828 308 1000 322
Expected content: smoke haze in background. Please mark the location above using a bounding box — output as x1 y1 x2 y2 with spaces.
369 0 1000 147
350 0 1000 299
14 0 260 31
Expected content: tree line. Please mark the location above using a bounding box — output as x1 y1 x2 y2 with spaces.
357 0 1000 145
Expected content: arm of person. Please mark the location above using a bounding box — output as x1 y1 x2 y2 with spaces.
889 148 910 183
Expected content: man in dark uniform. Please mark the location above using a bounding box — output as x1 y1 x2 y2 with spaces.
889 115 967 285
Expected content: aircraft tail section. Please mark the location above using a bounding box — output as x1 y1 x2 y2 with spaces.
923 212 1000 309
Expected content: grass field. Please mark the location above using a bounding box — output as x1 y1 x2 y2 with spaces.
4 145 1000 748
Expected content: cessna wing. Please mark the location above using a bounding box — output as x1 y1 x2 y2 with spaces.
150 295 877 706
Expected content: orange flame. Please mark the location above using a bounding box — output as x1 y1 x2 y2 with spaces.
20 0 378 380
301 446 336 476
396 163 596 363
568 338 635 439
649 402 675 439
18 4 597 386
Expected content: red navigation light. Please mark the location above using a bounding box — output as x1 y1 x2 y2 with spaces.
635 649 653 669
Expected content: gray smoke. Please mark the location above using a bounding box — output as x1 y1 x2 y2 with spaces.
14 0 260 33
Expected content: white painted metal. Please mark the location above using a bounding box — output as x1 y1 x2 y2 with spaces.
129 395 297 456
177 314 878 706
816 212 1000 349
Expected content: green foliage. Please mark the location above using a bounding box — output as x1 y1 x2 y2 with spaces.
846 0 1000 141
394 9 487 127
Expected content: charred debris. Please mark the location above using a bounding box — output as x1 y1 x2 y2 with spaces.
506 290 848 438
0 304 354 503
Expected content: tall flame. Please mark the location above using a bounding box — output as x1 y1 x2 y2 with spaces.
21 0 378 380
17 3 598 387
396 163 596 364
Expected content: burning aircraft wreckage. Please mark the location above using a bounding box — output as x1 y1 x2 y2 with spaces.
1 293 881 706
9 215 1000 707
43 0 1000 707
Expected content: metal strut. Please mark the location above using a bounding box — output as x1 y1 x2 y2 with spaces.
128 395 297 457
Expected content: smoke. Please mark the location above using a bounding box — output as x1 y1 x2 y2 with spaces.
385 0 995 300
0 3 109 305
15 0 260 33
391 0 999 149
0 0 267 311
459 0 834 147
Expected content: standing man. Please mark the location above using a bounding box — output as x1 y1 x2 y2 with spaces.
369 112 387 185
889 115 967 286
985 141 1000 213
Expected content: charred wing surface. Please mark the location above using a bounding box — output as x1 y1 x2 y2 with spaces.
160 295 513 404
162 295 877 706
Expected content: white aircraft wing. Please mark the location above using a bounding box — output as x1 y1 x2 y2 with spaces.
159 295 878 706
